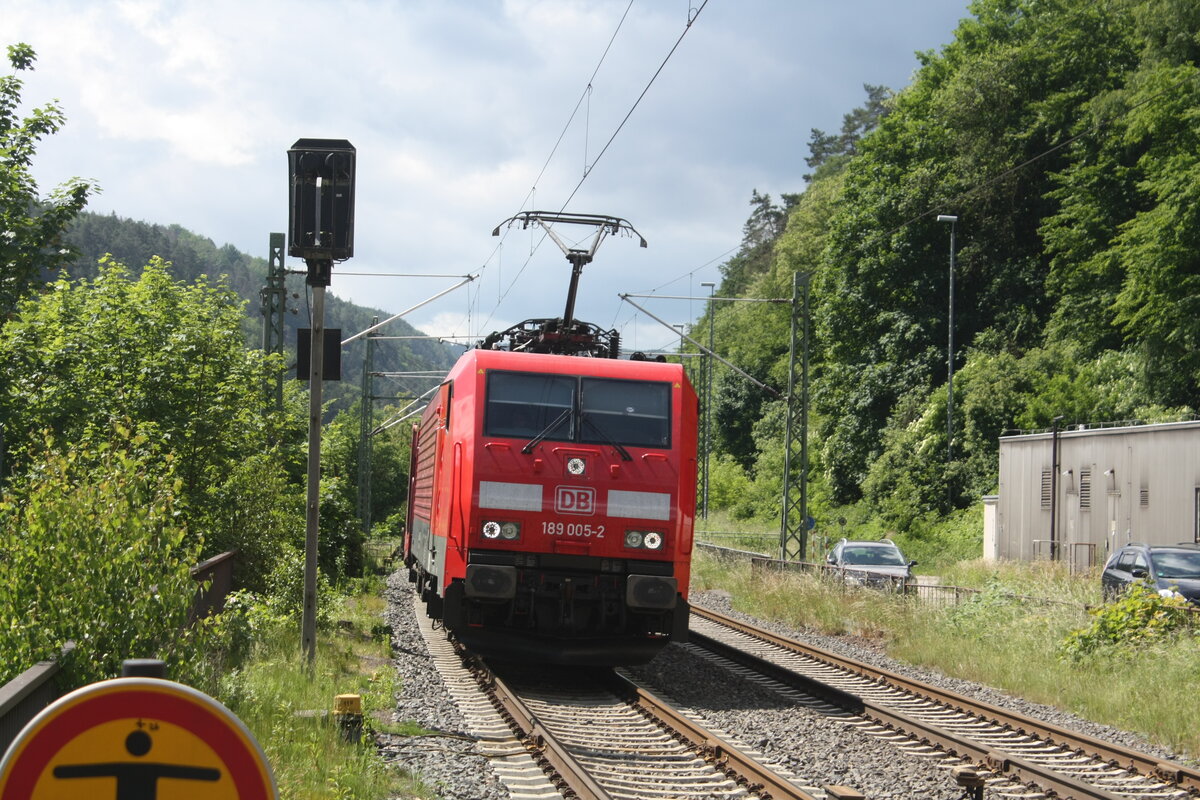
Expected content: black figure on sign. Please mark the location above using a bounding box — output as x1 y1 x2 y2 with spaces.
52 727 220 799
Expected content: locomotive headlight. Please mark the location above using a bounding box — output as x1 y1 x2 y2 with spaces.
500 521 521 540
624 529 664 550
482 521 502 539
567 457 586 475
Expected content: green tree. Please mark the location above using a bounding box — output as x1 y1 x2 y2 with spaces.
320 399 414 574
1041 1 1200 405
812 0 1147 504
805 83 893 181
0 44 96 318
0 256 301 585
0 429 205 686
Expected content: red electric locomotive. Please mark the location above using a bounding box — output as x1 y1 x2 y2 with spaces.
403 212 696 665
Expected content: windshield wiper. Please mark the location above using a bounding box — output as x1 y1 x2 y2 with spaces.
521 408 572 454
583 416 633 461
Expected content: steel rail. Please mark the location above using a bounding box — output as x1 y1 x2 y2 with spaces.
604 670 820 800
689 628 1131 800
464 643 817 799
693 605 1199 796
467 654 614 800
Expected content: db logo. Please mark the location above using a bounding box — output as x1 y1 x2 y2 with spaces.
554 486 595 515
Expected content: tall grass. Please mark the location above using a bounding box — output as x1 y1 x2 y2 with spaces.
692 551 1200 761
695 510 778 554
217 579 433 799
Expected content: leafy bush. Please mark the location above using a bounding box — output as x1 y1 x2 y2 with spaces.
707 454 756 517
1059 582 1193 661
197 450 301 593
0 429 207 686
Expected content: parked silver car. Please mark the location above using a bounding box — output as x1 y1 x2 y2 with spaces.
826 538 916 588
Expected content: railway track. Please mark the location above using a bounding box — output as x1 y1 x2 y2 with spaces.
689 605 1199 800
413 595 864 800
478 662 825 799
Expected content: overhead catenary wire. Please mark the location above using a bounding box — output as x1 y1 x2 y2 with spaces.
479 1 710 334
341 275 476 345
333 272 475 278
472 2 636 336
372 384 441 435
622 292 787 304
619 293 780 398
559 0 709 211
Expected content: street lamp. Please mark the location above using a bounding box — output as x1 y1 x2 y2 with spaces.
937 214 957 463
700 281 716 519
288 138 356 666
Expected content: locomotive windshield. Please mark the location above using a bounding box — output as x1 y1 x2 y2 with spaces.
484 371 671 448
485 372 575 440
580 378 670 448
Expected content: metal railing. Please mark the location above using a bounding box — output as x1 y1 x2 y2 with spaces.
190 549 238 620
0 644 74 755
695 542 1097 617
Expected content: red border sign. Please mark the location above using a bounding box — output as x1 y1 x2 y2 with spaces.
0 677 277 799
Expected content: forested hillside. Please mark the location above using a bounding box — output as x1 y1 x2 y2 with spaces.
700 0 1199 557
63 211 458 410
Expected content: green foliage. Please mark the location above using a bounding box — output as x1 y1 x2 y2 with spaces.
0 43 96 320
805 84 893 182
320 398 413 565
0 256 288 542
699 1 1200 552
62 212 457 415
792 0 1195 512
942 582 1028 641
197 450 302 593
717 191 796 297
0 429 204 686
216 586 422 799
0 256 278 483
858 338 1189 528
1059 582 1193 660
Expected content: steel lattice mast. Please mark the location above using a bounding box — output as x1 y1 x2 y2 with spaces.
779 272 810 562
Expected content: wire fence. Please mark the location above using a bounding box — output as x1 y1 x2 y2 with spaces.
691 540 1187 621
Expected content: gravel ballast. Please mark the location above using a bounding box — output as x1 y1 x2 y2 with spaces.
379 574 1191 799
379 572 510 800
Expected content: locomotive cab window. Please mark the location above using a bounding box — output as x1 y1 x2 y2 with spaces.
484 371 671 449
581 378 670 448
485 372 575 440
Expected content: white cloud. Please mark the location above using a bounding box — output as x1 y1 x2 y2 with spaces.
8 0 967 339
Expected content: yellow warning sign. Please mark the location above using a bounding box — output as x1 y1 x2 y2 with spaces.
0 677 276 800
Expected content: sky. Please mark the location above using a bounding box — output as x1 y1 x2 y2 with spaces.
8 0 968 355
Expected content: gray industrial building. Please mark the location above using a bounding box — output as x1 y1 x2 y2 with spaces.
988 420 1200 568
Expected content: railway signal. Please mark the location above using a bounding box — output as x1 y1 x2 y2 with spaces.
287 138 357 666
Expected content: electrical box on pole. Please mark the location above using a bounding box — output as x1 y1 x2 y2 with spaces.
296 329 343 381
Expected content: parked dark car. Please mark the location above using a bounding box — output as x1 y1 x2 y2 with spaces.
1101 543 1200 604
826 539 916 588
